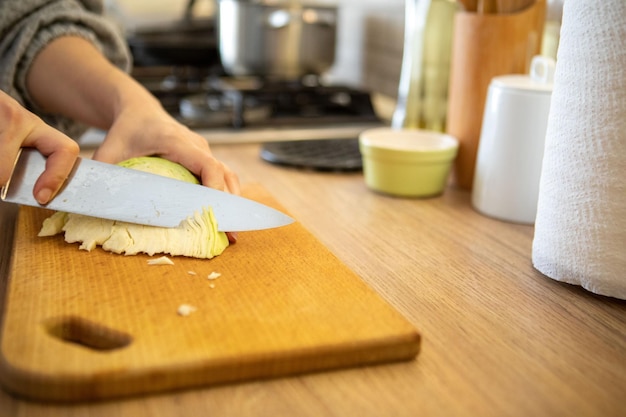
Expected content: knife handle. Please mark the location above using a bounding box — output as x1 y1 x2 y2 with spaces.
1 148 25 202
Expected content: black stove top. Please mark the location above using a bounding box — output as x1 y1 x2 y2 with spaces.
132 67 381 171
133 68 380 130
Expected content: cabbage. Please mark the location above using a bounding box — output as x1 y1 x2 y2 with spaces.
38 157 229 259
118 156 200 184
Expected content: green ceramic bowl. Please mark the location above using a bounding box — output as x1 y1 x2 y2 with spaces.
359 128 459 197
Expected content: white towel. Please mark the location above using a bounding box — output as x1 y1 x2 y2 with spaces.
532 0 626 299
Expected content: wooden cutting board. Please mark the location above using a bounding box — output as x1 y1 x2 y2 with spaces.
0 184 420 402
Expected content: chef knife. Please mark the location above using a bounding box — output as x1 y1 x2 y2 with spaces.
1 148 294 231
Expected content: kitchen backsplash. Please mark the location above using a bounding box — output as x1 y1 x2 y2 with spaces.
323 0 405 99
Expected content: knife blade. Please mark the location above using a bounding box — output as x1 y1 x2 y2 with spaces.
1 149 294 231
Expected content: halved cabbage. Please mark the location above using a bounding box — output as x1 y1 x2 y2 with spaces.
38 157 229 259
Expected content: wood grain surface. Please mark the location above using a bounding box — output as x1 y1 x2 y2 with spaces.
0 185 419 402
1 143 625 417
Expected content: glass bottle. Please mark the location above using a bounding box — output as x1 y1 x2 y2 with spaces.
392 0 459 132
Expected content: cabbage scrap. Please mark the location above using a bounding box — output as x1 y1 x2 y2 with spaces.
38 157 229 259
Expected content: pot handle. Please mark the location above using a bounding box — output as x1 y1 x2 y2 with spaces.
266 9 336 28
184 0 197 19
184 0 215 21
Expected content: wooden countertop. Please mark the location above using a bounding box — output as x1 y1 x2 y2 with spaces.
1 143 625 417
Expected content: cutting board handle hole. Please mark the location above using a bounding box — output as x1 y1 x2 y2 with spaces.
43 316 133 351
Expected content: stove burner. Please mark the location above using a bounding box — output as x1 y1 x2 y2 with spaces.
179 93 272 126
220 79 380 126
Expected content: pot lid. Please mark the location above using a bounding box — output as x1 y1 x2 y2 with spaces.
217 0 336 7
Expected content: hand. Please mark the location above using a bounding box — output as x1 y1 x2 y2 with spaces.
92 100 241 243
91 101 241 195
24 36 240 241
0 90 79 204
26 36 240 196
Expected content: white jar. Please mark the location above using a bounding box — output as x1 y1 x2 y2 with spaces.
471 56 555 224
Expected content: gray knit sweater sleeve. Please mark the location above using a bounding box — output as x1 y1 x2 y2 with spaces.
0 0 131 138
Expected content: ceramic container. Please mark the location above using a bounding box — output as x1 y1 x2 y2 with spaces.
359 127 459 197
472 55 555 224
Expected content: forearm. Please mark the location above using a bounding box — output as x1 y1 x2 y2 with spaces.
25 36 160 130
25 35 239 197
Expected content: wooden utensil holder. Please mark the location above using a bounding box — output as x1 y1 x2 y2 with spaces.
446 0 545 189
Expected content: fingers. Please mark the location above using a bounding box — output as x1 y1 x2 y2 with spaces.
31 135 79 204
98 123 241 241
175 145 241 196
0 91 79 204
197 156 239 194
168 130 241 195
223 164 241 196
167 145 241 195
91 138 126 164
226 232 238 244
98 115 241 195
21 125 79 204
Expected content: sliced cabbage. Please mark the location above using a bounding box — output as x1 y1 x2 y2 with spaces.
38 157 229 259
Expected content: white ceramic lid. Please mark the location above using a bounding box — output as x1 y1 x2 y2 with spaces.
491 75 553 93
491 55 555 94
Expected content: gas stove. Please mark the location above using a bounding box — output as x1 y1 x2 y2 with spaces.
131 66 383 170
134 67 381 138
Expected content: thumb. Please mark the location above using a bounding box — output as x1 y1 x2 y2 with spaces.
92 134 129 164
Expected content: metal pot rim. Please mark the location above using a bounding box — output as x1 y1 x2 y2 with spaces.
216 0 337 8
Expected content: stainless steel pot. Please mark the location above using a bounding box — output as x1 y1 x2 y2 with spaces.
126 0 220 68
217 0 337 79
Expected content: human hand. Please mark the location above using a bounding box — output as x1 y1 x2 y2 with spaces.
25 36 239 196
23 35 240 241
92 100 241 195
0 90 79 204
92 100 241 243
